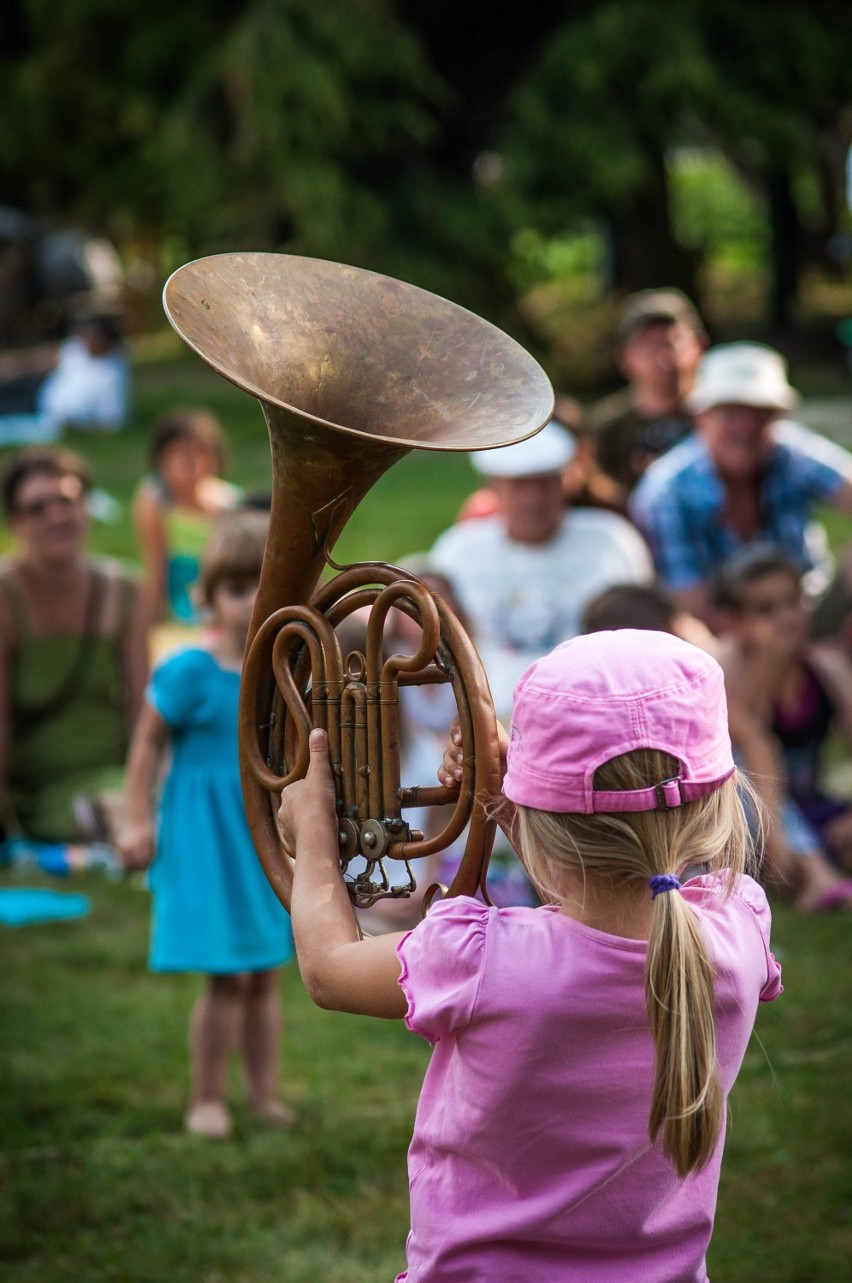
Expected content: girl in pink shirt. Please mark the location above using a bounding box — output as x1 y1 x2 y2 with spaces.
278 629 782 1281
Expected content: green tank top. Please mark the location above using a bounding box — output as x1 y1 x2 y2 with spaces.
2 563 132 842
163 504 212 623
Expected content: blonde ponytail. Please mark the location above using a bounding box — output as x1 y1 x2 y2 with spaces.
517 749 756 1177
646 887 723 1175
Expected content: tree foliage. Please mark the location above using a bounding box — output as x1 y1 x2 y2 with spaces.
502 0 852 303
1 0 850 323
1 1 439 252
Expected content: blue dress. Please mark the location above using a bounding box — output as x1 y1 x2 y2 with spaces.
147 648 293 973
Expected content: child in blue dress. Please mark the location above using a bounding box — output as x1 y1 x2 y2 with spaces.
120 510 294 1138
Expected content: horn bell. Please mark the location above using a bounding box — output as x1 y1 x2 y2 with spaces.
163 252 554 452
162 252 554 911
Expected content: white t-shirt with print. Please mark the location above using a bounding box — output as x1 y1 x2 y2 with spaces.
430 508 653 721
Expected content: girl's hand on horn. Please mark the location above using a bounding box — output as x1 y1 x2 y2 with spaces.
283 727 408 1020
437 719 465 786
437 717 511 787
277 727 337 861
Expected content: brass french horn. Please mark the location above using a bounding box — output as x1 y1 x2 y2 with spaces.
163 253 553 912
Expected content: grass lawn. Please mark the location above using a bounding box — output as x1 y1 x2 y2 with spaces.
1 346 852 1279
1 870 851 1281
0 868 424 1282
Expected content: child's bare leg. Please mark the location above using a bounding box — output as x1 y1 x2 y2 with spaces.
761 799 852 910
186 973 247 1137
759 825 796 895
823 811 852 872
789 849 852 913
241 968 293 1123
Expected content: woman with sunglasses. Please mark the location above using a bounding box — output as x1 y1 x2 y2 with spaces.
0 446 148 846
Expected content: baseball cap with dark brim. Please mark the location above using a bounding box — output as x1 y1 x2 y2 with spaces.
503 629 735 814
470 420 576 479
686 343 798 415
616 288 706 346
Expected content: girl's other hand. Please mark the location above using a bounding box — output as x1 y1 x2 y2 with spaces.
277 728 337 857
437 717 510 787
437 719 464 786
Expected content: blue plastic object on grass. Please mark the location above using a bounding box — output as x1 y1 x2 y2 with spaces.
0 838 120 877
0 888 91 927
0 839 70 874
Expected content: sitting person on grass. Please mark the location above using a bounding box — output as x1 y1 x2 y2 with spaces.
580 580 718 652
456 396 623 522
714 544 852 909
581 574 852 913
0 311 130 444
0 446 147 850
132 408 242 631
430 420 653 726
629 343 852 634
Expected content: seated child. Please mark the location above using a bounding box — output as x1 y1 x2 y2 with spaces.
582 573 852 911
132 408 242 629
581 581 717 652
713 543 852 904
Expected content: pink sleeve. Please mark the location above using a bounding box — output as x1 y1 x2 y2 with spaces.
396 896 489 1044
684 873 783 1002
731 874 784 1002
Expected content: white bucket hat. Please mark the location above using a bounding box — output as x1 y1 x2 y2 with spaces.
470 419 576 479
687 343 798 415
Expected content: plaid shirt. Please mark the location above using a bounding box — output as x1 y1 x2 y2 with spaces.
628 420 852 591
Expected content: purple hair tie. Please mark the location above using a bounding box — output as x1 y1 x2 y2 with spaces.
649 873 681 899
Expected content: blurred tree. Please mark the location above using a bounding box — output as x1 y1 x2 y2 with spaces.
700 3 852 325
0 0 849 329
503 0 852 324
0 0 564 319
505 3 709 293
0 1 438 262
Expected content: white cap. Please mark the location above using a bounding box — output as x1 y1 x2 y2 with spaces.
687 343 798 415
469 420 576 479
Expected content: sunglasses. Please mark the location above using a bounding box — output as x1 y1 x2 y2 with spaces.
13 492 85 520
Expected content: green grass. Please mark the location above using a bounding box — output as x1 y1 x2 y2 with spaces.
2 870 851 1281
0 871 424 1282
2 350 852 1279
710 910 852 1278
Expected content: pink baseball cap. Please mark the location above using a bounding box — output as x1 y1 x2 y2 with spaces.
503 630 735 814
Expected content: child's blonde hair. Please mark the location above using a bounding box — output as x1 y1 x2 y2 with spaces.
196 509 269 608
516 747 758 1178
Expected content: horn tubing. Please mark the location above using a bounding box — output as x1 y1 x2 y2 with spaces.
162 253 554 912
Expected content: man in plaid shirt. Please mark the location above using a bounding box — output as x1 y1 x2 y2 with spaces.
629 343 852 631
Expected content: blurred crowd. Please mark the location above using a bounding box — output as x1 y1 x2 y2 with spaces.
4 288 852 901
2 285 852 1128
423 289 852 917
